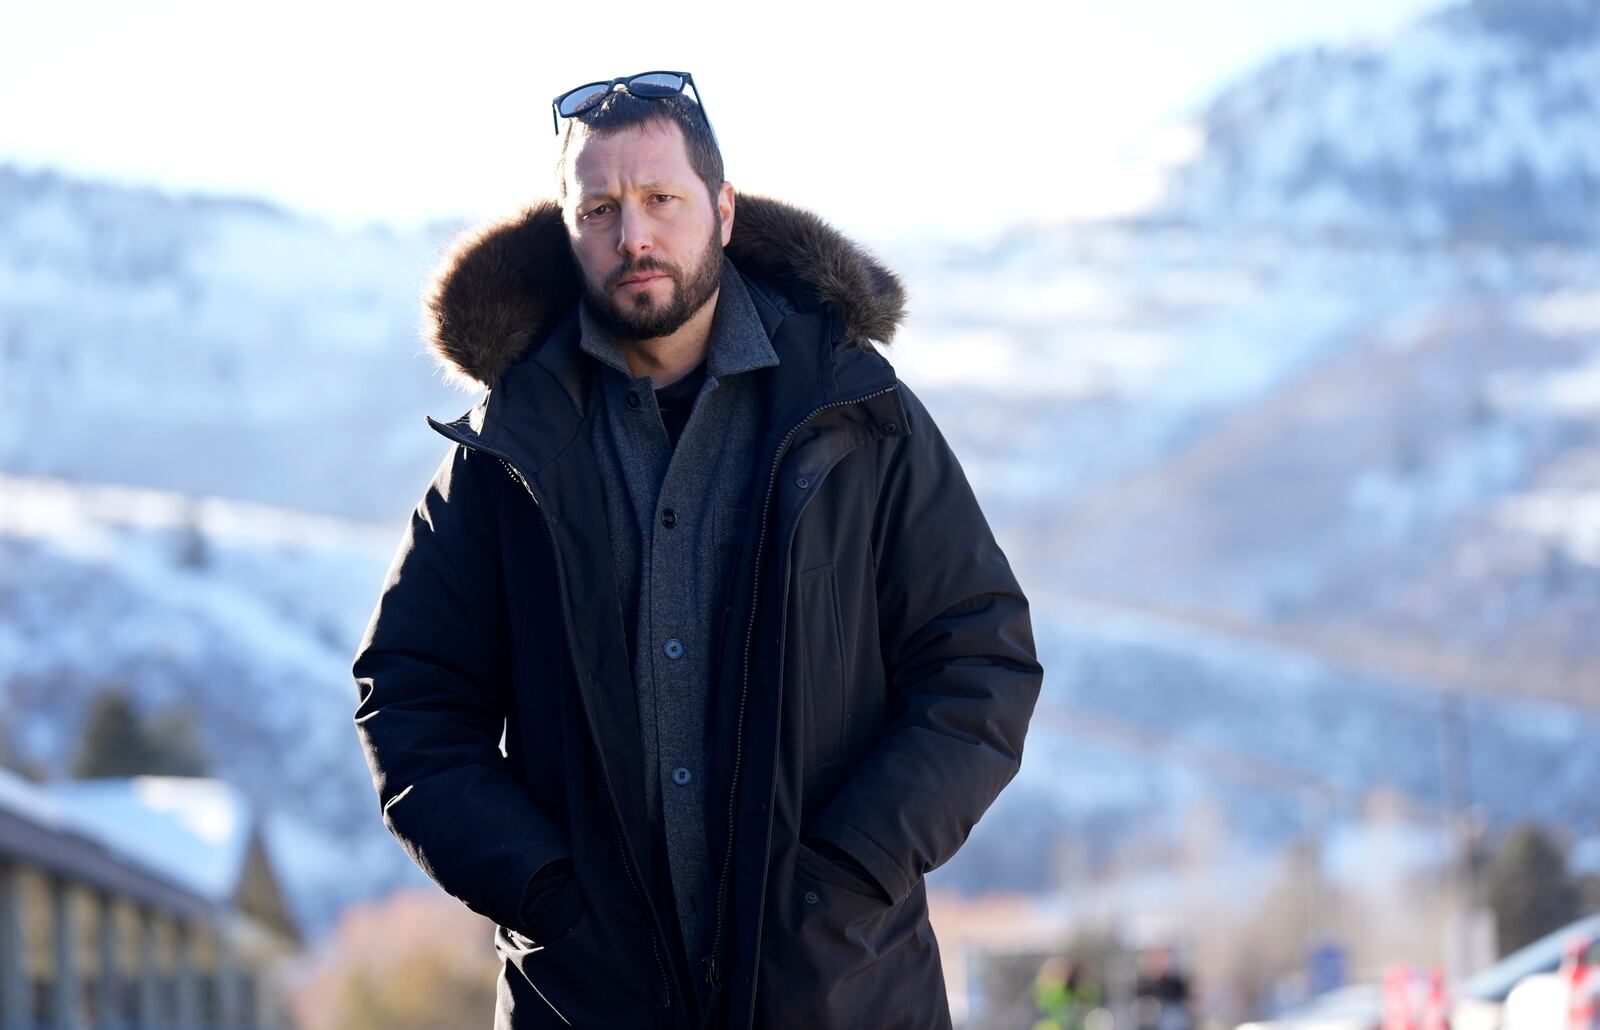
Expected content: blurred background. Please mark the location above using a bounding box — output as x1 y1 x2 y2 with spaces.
1 0 1597 1027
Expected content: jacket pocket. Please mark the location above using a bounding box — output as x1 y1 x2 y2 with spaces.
795 840 885 902
494 901 657 1028
797 563 847 771
761 850 947 1029
496 916 585 1027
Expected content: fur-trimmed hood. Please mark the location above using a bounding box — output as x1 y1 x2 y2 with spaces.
423 194 907 390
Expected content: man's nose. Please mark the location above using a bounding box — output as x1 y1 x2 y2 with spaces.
616 204 652 259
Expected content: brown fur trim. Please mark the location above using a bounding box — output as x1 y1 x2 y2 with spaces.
422 200 576 391
422 194 906 389
725 194 905 350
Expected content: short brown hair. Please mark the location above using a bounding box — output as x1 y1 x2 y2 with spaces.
556 88 725 208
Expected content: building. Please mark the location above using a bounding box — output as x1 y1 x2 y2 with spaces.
0 770 300 1028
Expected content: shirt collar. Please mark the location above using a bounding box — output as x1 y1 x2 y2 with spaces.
578 254 780 384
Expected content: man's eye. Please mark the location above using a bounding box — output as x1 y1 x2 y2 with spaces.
582 204 612 220
651 194 673 204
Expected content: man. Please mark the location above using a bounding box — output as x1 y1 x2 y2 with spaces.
352 71 1043 1029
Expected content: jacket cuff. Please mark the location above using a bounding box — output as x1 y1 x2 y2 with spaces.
805 816 913 904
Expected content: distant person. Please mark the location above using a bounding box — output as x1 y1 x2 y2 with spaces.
351 70 1043 1029
1035 955 1105 1030
1135 946 1193 1030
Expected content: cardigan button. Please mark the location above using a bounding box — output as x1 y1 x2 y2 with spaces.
795 476 809 489
663 638 684 659
661 508 677 528
625 390 641 408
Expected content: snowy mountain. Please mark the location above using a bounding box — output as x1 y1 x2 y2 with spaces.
875 0 1600 882
907 222 1600 707
1158 0 1599 242
0 165 466 521
888 0 1600 710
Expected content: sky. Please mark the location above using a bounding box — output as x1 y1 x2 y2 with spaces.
1 0 1448 244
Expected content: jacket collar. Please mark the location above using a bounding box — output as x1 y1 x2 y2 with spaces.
423 195 909 481
423 193 906 393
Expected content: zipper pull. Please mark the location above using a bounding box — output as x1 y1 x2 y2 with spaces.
703 955 720 987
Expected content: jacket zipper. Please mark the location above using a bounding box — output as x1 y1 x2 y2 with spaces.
495 458 673 1009
427 421 673 1008
702 383 899 991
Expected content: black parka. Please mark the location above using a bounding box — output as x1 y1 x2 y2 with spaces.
352 195 1044 1029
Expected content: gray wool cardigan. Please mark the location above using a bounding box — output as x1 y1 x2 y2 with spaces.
578 255 779 967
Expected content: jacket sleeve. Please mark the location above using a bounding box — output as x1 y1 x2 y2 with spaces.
806 379 1044 904
352 439 570 930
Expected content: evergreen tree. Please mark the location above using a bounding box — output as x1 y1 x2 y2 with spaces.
71 686 210 778
1483 823 1582 956
72 687 154 778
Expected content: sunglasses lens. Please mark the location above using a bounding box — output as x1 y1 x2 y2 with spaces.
627 72 686 97
558 84 611 117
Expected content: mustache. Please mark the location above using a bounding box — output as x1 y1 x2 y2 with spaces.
607 256 679 290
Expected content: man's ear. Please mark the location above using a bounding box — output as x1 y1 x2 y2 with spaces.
718 181 735 247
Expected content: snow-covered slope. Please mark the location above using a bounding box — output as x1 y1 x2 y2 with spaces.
940 593 1600 893
887 0 1600 709
0 165 467 521
1159 0 1599 242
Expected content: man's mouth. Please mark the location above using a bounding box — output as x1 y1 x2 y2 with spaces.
618 272 667 291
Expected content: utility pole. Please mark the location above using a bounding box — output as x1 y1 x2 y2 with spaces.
1438 692 1479 978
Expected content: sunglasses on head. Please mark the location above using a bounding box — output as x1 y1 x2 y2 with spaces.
551 70 715 141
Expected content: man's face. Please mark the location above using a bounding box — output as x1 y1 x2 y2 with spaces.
563 117 735 342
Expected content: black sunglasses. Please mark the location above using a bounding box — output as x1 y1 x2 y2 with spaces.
550 70 715 142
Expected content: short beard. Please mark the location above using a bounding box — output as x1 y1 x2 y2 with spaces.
581 222 724 343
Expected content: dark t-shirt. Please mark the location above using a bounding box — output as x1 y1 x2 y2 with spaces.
654 360 707 449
